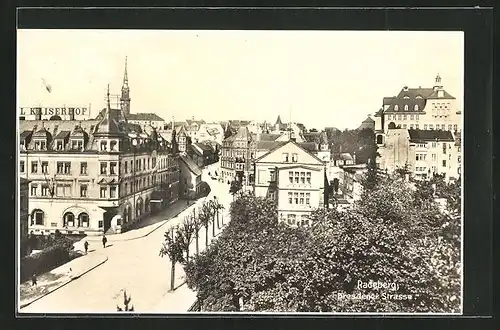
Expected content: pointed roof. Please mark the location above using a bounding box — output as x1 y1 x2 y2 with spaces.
254 139 324 164
95 85 122 136
275 115 283 125
32 122 51 139
362 116 375 123
234 126 252 141
122 56 129 90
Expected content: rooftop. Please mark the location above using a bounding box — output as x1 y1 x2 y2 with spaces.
408 129 455 142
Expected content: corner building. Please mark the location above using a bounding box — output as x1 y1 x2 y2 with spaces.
19 100 180 236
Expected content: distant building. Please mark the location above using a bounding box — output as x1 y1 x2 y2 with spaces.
358 116 375 131
374 74 461 145
179 155 202 199
339 164 367 201
378 129 460 181
253 140 326 227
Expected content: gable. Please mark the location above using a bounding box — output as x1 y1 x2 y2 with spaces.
255 141 323 165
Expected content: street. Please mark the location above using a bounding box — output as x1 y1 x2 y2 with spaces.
21 164 232 313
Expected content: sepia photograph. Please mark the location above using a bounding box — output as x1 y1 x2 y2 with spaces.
16 29 463 314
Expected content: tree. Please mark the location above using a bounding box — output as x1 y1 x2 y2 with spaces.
332 178 339 195
159 226 185 291
177 216 196 263
116 289 134 312
209 200 217 237
198 202 214 248
185 179 461 313
229 180 242 197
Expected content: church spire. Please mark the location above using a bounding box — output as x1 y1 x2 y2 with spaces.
123 56 129 87
120 56 131 116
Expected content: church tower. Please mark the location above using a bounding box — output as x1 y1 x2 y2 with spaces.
120 56 131 116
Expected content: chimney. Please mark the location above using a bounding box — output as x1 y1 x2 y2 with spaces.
35 107 42 120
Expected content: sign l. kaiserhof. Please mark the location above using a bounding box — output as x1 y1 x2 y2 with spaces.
19 107 88 116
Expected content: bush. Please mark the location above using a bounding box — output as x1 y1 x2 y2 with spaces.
20 234 83 282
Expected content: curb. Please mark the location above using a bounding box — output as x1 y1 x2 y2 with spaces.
122 202 197 242
19 255 109 310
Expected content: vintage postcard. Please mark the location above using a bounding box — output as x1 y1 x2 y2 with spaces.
16 29 463 314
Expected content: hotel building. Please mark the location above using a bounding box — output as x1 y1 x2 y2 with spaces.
19 66 180 235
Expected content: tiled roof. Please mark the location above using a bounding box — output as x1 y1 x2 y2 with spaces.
54 130 71 140
339 153 353 161
299 142 318 152
127 113 165 121
374 108 384 117
408 129 455 142
255 141 286 150
193 142 213 152
362 116 375 123
255 140 324 164
180 155 202 176
302 132 321 143
20 130 32 140
259 133 281 141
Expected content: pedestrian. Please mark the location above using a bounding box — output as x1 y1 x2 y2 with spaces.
102 235 107 248
68 267 73 279
31 272 37 286
84 241 89 254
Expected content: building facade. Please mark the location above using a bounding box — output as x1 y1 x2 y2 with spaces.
378 128 460 181
19 94 180 236
374 74 461 143
179 155 202 199
253 140 325 227
19 177 30 256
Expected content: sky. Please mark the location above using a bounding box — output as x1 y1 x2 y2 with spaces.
17 30 463 130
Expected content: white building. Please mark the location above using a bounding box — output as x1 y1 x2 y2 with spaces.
253 140 326 227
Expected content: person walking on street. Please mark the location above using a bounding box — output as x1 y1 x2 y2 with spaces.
84 241 89 254
102 235 107 248
31 273 37 286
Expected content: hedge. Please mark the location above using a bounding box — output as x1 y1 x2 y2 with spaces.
20 244 81 282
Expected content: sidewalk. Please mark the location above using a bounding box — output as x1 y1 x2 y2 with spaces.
19 252 108 309
151 208 232 312
81 199 199 244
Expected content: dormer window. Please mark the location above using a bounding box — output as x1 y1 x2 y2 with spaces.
394 105 399 111
416 95 422 99
282 153 289 162
404 105 409 111
56 140 63 150
414 105 419 111
292 153 298 162
34 140 47 150
100 141 107 151
403 95 410 99
71 139 84 150
110 141 118 151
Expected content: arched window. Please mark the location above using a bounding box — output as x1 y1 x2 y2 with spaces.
388 122 396 129
404 104 409 111
394 105 399 111
376 135 384 144
64 212 75 227
414 104 419 111
78 213 89 227
31 209 44 225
